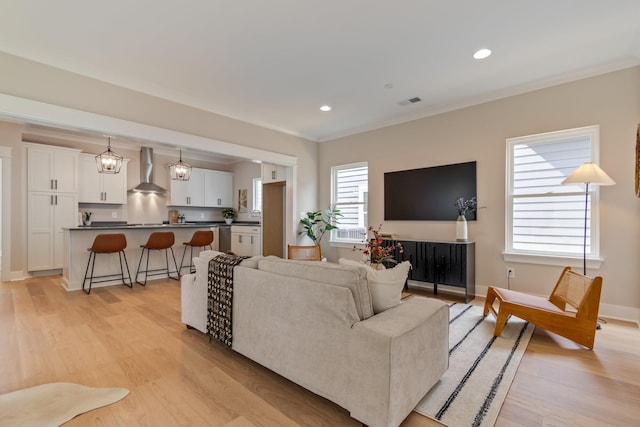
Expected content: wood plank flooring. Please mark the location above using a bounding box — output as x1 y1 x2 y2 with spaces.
1 276 639 426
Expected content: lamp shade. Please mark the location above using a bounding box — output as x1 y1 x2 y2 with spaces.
561 162 615 186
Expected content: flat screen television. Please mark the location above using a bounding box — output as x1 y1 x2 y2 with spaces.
384 161 477 221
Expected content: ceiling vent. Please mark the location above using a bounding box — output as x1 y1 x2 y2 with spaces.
397 97 422 106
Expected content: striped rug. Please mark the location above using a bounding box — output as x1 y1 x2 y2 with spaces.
414 303 534 427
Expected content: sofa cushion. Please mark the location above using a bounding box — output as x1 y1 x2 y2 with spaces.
339 258 411 314
257 258 374 320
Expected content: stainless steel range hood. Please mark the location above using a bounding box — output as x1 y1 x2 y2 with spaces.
132 147 167 193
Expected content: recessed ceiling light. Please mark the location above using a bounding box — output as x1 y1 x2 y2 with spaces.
320 105 332 112
473 48 492 59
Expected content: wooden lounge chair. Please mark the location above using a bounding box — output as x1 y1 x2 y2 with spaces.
287 244 322 261
483 266 603 349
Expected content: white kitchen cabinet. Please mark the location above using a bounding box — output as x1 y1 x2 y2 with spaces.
27 192 78 271
262 163 287 184
169 168 205 206
204 170 233 207
231 225 261 257
27 143 80 271
78 153 128 204
169 167 231 207
27 143 79 193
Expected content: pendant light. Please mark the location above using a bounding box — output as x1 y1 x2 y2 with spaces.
95 136 123 174
169 149 192 181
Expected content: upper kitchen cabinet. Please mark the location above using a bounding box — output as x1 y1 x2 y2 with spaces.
168 168 205 207
204 170 233 207
78 153 129 204
27 143 80 193
262 163 287 184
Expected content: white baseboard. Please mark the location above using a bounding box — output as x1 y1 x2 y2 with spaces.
408 281 640 326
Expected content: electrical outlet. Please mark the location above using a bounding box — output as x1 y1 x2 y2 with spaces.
507 267 515 278
112 211 118 218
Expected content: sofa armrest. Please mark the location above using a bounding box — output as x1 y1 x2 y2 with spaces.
180 273 208 333
347 297 449 427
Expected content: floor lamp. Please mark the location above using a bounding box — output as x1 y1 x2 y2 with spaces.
561 162 615 275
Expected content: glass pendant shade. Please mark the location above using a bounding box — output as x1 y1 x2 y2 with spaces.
95 136 123 174
169 149 192 181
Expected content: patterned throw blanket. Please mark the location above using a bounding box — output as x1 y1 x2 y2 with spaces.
207 254 247 347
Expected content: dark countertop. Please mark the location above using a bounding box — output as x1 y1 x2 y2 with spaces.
66 220 260 230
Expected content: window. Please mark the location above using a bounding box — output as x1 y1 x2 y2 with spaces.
505 125 602 265
330 162 368 243
252 177 262 213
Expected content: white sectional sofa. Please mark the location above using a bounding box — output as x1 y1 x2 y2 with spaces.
181 252 448 427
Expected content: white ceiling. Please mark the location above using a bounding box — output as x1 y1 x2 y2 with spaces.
1 0 639 142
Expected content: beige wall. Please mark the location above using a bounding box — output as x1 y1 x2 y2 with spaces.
0 51 319 280
319 66 640 320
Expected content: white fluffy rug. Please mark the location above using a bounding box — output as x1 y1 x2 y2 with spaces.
0 382 129 427
414 303 534 427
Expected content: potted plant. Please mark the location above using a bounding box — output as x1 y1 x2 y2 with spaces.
222 207 237 224
83 211 92 226
299 206 342 245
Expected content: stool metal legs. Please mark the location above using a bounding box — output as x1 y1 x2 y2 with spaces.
178 244 213 274
135 246 180 286
82 250 133 294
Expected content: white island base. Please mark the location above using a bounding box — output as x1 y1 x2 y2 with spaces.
63 225 216 291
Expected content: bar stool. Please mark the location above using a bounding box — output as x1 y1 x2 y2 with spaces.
179 230 214 274
82 233 132 294
135 231 180 285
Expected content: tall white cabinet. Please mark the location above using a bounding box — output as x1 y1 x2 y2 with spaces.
78 153 128 204
26 143 80 271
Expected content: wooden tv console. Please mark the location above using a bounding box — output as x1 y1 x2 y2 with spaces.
382 239 475 302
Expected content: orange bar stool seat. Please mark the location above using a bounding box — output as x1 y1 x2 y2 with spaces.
82 233 132 294
179 230 214 274
135 231 180 285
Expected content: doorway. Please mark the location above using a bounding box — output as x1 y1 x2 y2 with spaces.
262 181 285 257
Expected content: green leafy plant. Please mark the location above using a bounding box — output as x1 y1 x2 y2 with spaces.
222 207 237 219
299 207 342 245
83 211 92 222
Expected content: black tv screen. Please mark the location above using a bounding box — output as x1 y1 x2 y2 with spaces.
384 161 477 221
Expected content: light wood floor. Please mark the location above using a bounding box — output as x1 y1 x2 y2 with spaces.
1 276 639 426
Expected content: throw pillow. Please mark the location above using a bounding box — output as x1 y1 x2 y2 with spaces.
339 258 411 314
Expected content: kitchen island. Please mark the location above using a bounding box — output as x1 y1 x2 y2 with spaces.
63 223 222 291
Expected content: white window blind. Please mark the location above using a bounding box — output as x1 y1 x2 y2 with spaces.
506 126 599 259
331 162 368 243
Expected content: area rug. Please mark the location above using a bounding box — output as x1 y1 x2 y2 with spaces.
414 303 534 427
0 382 129 427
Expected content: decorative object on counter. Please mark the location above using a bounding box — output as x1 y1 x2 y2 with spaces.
168 209 179 224
298 206 342 245
82 211 93 226
561 162 615 274
353 224 403 269
222 207 237 224
95 136 123 174
454 196 482 241
169 148 192 181
178 214 186 224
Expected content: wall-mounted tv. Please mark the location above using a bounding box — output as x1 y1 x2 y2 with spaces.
384 161 477 221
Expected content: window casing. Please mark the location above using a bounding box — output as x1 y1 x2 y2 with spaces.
330 162 368 244
252 177 262 213
505 125 603 267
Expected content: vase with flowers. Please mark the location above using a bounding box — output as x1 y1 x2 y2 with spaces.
454 196 478 241
353 224 403 269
